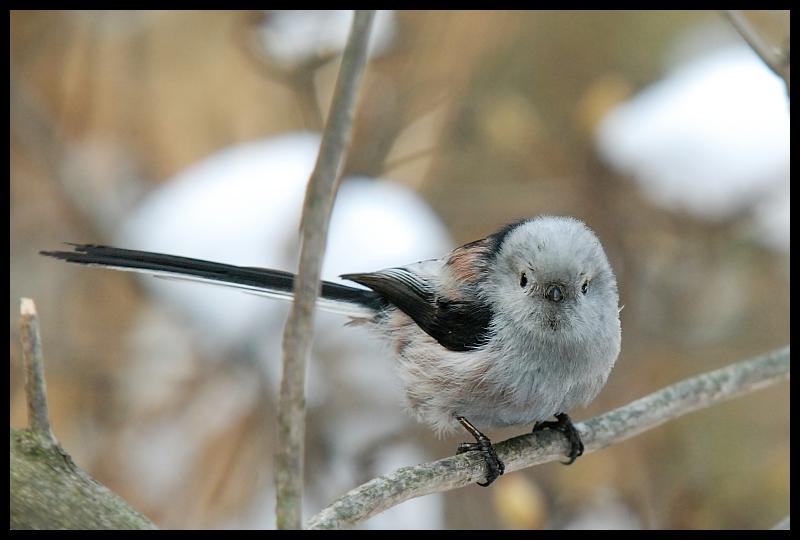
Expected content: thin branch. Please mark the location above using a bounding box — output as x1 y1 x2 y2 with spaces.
722 10 790 96
20 298 56 446
307 346 790 529
275 10 375 530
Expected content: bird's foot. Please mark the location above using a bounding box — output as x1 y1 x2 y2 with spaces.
533 412 584 465
456 416 505 487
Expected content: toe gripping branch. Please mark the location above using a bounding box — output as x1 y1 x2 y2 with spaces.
455 416 505 487
532 412 585 465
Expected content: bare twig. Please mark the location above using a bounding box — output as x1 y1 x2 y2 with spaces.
275 10 375 530
307 346 790 529
722 10 790 96
20 298 56 446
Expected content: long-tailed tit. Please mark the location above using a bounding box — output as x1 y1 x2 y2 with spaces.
42 215 621 486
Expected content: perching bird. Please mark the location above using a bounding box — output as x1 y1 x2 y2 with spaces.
42 215 621 486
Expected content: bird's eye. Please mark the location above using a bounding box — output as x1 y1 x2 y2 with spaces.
581 278 589 294
519 271 528 288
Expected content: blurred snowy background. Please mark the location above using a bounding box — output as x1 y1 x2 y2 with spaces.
11 10 789 529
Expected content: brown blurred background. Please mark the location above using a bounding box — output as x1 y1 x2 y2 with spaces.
10 11 789 529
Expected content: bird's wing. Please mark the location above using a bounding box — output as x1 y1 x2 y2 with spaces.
341 267 493 351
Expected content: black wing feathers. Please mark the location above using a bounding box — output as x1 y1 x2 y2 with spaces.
342 269 492 352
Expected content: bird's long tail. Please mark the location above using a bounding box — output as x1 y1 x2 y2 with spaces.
40 244 384 318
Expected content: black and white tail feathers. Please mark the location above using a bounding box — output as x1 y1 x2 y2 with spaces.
40 244 386 318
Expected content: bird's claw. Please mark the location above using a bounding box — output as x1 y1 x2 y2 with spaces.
456 416 505 487
533 412 584 465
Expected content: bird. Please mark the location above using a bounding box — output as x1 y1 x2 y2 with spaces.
42 215 622 486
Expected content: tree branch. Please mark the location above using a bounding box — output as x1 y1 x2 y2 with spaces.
275 10 375 530
306 346 790 529
11 299 158 530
